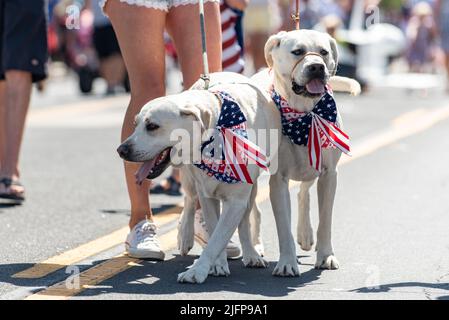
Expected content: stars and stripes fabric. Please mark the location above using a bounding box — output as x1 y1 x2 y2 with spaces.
271 88 350 172
194 91 268 184
221 0 245 73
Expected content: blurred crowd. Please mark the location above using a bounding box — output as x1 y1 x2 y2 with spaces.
45 0 449 95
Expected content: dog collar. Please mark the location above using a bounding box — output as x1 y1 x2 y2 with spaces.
271 88 350 172
194 91 268 184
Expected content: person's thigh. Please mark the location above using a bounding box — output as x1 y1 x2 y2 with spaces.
166 1 222 89
104 0 167 106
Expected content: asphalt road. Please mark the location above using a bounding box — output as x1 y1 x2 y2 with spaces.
1 75 449 300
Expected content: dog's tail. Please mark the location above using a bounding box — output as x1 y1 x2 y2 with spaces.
329 76 361 96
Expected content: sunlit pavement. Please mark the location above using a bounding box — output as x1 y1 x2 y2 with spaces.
1 74 449 300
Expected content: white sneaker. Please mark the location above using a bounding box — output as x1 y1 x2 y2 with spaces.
125 220 165 260
194 209 242 259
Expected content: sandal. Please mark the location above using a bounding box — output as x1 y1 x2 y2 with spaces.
150 176 182 196
0 177 25 202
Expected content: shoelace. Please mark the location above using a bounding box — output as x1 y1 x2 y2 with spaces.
136 223 159 245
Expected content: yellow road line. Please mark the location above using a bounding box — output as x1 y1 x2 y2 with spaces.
20 104 449 299
25 229 178 300
13 206 182 279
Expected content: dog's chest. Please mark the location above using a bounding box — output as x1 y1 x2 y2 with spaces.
277 137 340 181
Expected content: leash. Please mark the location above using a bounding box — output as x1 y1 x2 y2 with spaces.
198 0 210 90
291 0 300 30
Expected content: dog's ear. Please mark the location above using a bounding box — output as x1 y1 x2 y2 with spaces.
179 104 210 131
328 36 339 76
264 31 287 68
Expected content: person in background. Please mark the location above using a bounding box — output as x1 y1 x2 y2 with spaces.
405 2 437 73
0 0 48 203
221 0 248 73
89 0 127 95
245 0 281 72
435 0 449 91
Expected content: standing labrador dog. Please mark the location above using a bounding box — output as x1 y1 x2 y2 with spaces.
250 30 354 276
117 75 281 283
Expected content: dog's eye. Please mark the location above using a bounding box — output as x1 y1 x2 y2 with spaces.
291 48 305 56
320 49 329 56
146 123 160 131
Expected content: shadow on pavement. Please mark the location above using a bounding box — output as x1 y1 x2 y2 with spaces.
351 282 449 299
76 254 326 298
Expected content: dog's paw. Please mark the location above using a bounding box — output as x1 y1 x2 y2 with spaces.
297 227 314 251
243 252 268 268
315 254 339 270
208 257 230 277
177 264 209 284
272 258 300 277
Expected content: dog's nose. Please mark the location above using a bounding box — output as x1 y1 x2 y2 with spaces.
306 63 325 78
117 144 130 159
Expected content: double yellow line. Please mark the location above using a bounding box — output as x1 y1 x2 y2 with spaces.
15 103 449 299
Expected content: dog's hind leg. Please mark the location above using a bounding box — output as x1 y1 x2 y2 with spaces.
249 202 265 256
297 180 315 251
315 168 339 270
177 194 197 256
177 170 198 256
239 184 268 268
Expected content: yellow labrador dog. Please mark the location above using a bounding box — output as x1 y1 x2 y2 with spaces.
250 30 358 276
117 73 281 283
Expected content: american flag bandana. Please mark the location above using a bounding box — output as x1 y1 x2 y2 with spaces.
271 88 351 172
194 91 268 184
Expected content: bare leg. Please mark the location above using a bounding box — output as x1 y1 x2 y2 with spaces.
166 2 222 88
0 71 32 197
104 0 166 228
247 32 269 71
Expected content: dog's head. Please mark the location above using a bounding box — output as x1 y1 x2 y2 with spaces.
265 30 338 98
117 95 207 184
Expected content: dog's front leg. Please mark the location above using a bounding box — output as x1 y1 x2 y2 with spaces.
269 174 300 277
239 183 268 268
177 197 249 284
199 196 229 277
315 168 339 269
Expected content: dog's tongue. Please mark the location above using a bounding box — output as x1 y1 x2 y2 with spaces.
135 158 157 185
306 79 325 94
